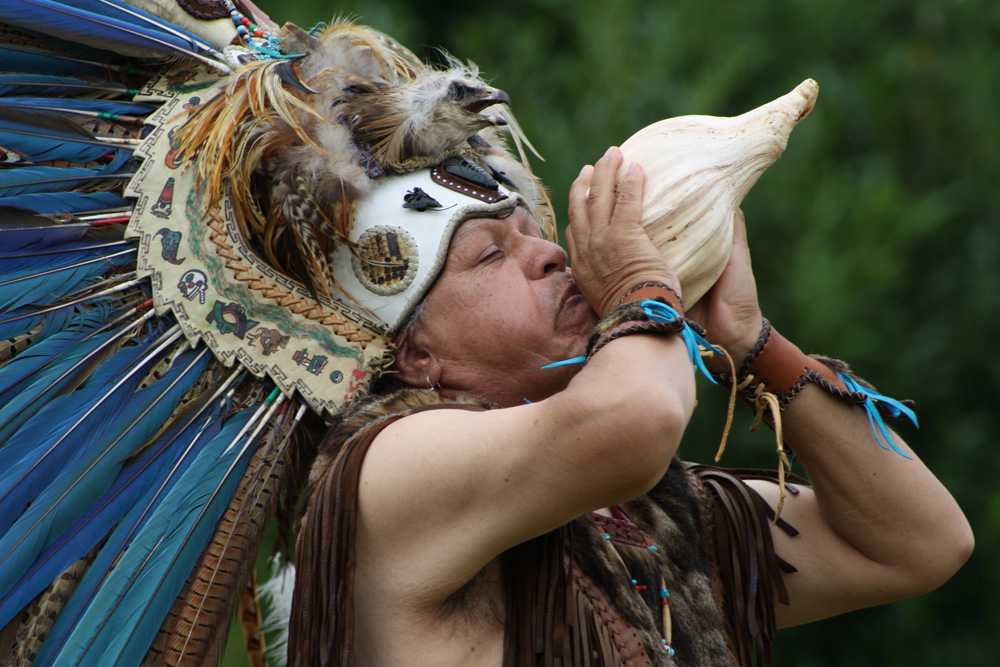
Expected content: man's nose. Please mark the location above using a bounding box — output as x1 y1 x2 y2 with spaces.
528 238 568 278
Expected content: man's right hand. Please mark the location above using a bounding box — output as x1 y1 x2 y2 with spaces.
566 146 681 316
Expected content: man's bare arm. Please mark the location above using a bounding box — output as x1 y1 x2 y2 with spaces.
359 332 695 608
748 385 973 627
689 209 971 626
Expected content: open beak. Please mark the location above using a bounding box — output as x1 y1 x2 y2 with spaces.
464 89 512 114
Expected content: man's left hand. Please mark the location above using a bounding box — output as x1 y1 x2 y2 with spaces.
687 209 764 364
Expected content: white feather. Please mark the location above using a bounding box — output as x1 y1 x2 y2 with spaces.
257 555 296 667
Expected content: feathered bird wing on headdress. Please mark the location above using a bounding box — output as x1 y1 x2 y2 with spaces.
0 1 552 665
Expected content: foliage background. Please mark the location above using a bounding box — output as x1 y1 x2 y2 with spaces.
227 1 1000 665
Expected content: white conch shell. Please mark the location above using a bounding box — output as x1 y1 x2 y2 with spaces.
619 79 819 307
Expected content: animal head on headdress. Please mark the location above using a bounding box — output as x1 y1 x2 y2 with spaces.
173 19 551 314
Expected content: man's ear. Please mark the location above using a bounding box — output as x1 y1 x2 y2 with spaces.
394 325 442 389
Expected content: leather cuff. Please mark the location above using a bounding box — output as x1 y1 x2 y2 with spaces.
732 319 872 410
618 281 684 315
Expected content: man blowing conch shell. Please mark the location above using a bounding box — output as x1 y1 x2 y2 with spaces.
290 60 972 667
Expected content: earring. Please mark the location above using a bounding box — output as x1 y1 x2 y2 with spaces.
426 375 439 391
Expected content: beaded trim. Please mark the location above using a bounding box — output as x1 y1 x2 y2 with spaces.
430 166 509 204
221 0 291 59
597 510 677 659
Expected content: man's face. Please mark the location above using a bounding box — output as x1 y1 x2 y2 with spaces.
408 205 597 405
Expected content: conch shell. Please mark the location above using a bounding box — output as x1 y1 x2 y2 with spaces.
619 79 819 307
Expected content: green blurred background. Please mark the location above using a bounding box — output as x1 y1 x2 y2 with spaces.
226 1 1000 665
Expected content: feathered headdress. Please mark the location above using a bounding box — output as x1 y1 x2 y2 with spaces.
0 1 552 664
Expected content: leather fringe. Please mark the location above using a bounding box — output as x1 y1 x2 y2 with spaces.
688 466 800 667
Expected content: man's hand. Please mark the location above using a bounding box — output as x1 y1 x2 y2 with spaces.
687 209 764 362
566 146 680 316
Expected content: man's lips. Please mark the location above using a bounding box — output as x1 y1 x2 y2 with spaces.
556 279 589 323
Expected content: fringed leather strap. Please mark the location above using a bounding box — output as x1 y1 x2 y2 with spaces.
502 527 657 667
687 465 801 667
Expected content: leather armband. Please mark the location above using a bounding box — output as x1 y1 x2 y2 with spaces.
618 280 684 312
734 318 912 418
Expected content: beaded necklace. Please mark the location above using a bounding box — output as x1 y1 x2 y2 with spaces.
593 509 676 659
220 0 293 60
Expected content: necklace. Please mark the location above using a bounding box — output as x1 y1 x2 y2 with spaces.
593 510 675 659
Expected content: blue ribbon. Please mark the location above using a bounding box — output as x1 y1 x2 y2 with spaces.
837 371 918 459
639 299 719 383
540 355 587 370
540 300 719 384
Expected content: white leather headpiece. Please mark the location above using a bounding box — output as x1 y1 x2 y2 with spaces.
330 166 521 332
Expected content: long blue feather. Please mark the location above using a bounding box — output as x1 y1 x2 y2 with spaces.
0 166 130 196
49 408 256 665
0 45 111 77
34 386 233 666
0 220 90 251
0 247 134 311
0 328 161 532
0 118 131 165
0 0 228 71
0 241 134 275
0 348 209 601
0 191 129 215
0 389 223 630
0 73 135 97
0 96 154 119
0 327 115 439
0 302 112 405
0 301 76 341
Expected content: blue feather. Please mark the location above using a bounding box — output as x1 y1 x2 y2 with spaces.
0 96 154 119
0 328 162 532
0 302 112 405
0 326 115 441
34 391 229 666
0 348 209 604
0 247 135 311
0 116 131 165
0 191 129 215
0 223 93 252
0 45 112 77
0 301 77 341
0 0 229 71
0 166 131 196
48 408 256 665
0 73 135 98
0 240 111 268
0 386 223 630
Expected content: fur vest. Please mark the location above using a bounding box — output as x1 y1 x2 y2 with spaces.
288 389 798 666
